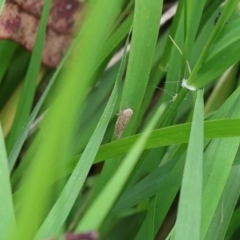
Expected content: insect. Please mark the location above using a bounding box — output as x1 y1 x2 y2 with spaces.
114 108 133 139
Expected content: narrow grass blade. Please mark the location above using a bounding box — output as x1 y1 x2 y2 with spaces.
184 0 205 59
76 104 166 232
0 0 5 14
226 205 240 239
49 118 240 182
174 89 204 240
113 154 182 213
35 25 129 239
193 18 240 88
0 124 15 239
188 0 239 87
35 72 120 240
13 1 125 239
6 0 52 152
0 41 17 84
120 0 163 134
8 34 76 172
147 196 158 239
8 2 132 172
135 155 185 239
94 119 240 162
91 0 163 211
201 139 240 239
205 165 240 240
201 99 240 239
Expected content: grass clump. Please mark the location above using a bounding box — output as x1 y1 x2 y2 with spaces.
1 0 240 239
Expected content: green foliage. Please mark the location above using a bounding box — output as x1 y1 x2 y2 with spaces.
1 0 240 239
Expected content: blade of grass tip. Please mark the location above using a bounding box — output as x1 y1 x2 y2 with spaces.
174 89 204 240
76 104 166 232
35 30 129 240
6 0 52 153
0 124 15 240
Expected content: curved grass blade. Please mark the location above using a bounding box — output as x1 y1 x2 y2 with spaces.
0 124 15 239
6 0 52 153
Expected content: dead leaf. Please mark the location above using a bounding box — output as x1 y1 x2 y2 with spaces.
65 231 99 240
0 0 83 67
11 0 81 34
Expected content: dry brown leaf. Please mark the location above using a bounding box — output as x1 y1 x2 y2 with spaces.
11 0 82 34
0 0 83 67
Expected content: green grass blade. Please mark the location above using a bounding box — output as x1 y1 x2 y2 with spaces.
134 155 184 239
203 86 240 239
0 124 15 239
188 0 239 88
8 34 78 172
6 0 52 152
35 26 129 239
120 0 163 134
201 98 240 239
86 0 163 215
205 165 240 240
35 70 120 240
94 119 240 162
193 18 240 88
48 118 240 183
113 155 183 213
76 104 166 232
0 41 17 84
201 137 240 239
174 89 204 240
13 1 125 239
0 0 5 14
226 203 240 239
184 0 205 59
146 196 158 239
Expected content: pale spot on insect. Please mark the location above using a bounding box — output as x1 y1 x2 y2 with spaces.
66 4 72 10
114 108 133 139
